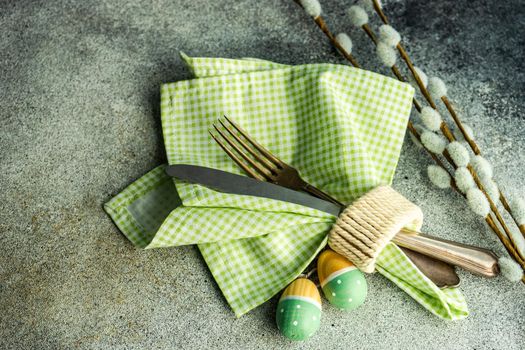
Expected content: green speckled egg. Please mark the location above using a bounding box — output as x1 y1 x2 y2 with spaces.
276 278 321 341
318 249 367 310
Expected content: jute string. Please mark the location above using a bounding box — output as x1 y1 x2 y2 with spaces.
328 186 424 273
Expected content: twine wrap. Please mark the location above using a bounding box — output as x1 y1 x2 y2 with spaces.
328 186 424 273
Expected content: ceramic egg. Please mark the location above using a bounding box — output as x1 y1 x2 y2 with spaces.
276 278 321 341
317 249 367 310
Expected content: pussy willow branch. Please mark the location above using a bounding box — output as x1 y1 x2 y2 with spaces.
371 0 525 239
352 14 523 261
411 120 525 276
359 1 524 263
291 1 525 281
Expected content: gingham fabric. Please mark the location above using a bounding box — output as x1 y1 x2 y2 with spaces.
376 244 468 319
104 55 468 320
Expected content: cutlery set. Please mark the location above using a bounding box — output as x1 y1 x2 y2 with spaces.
166 116 500 286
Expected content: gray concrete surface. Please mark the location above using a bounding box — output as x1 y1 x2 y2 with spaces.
1 0 524 349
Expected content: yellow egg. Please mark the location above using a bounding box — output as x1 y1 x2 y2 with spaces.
279 278 322 303
317 249 355 285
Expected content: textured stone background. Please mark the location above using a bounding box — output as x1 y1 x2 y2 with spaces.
1 0 524 349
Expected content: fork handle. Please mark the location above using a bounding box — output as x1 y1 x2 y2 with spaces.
394 229 499 277
303 184 345 208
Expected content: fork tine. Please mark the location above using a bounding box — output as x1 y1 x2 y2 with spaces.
223 115 284 167
212 123 274 180
218 119 276 173
209 131 265 181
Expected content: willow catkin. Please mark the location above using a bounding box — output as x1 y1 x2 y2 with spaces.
420 107 442 131
378 25 401 47
455 167 475 194
427 165 451 189
421 131 447 154
447 141 470 168
298 0 322 18
428 76 447 99
498 257 524 282
347 5 369 27
335 33 353 54
467 188 490 217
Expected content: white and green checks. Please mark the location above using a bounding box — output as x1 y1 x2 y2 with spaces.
104 55 468 320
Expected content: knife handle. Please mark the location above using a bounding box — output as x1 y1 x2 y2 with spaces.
393 229 499 277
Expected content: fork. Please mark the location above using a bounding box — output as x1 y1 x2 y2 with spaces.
209 116 499 278
210 116 345 207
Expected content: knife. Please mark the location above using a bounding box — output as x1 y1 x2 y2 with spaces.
166 164 498 281
166 164 341 216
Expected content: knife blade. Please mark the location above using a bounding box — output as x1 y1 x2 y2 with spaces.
166 164 342 216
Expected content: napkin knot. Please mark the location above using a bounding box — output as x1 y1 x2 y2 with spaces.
328 186 424 273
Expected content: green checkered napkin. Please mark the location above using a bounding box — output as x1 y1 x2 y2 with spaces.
105 55 468 320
